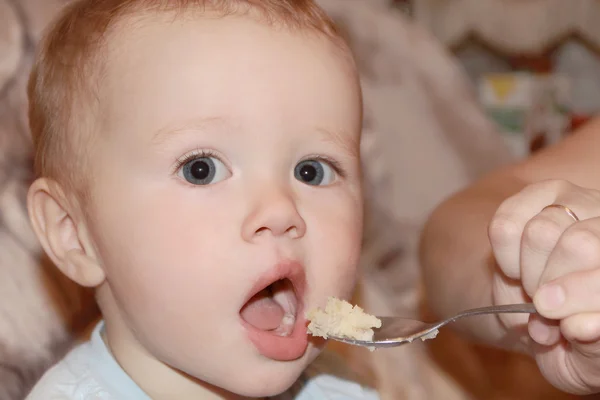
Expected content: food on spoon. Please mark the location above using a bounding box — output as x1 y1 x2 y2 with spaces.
306 297 381 341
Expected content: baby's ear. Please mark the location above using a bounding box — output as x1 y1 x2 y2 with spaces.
27 178 105 288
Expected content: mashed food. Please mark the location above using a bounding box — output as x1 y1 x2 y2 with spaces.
306 297 381 341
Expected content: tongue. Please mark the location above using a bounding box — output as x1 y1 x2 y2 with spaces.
241 289 284 331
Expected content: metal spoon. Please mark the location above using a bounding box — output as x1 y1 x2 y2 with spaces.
327 303 537 348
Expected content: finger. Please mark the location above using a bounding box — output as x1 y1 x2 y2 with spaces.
561 312 600 343
488 180 588 279
535 267 600 319
519 208 574 296
533 340 600 394
489 180 577 280
538 217 600 286
493 272 531 332
557 314 600 394
515 184 600 294
528 314 561 346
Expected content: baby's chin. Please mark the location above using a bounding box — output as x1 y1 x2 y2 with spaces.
216 344 322 397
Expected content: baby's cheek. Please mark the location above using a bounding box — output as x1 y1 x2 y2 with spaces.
310 253 359 302
341 266 360 298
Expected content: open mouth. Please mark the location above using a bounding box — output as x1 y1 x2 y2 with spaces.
240 278 298 337
239 261 309 361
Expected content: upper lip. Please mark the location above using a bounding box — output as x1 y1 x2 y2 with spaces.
242 260 306 312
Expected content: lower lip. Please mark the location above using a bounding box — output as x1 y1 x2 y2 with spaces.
242 304 309 361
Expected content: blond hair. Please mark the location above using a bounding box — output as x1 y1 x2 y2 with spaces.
28 0 347 198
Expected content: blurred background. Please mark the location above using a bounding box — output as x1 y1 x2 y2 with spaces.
0 0 597 399
407 0 599 158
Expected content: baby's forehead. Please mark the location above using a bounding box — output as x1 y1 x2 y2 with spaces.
102 8 350 70
92 9 361 145
104 8 295 55
100 13 274 88
98 11 356 103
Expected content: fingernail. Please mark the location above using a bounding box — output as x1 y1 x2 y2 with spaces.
537 284 565 311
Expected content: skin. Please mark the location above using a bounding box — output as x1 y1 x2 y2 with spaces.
420 117 600 395
27 11 363 399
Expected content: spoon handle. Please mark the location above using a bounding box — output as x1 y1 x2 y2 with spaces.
447 303 537 324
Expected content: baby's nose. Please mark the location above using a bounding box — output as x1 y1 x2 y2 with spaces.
241 187 306 242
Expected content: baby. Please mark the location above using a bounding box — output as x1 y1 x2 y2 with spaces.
24 0 378 399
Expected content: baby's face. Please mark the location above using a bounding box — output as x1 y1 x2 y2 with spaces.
85 12 362 398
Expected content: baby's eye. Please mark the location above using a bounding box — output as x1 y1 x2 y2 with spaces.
179 156 230 185
294 159 336 186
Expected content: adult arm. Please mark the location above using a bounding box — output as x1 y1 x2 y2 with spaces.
420 117 600 349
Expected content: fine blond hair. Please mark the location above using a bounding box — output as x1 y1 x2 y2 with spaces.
28 0 348 199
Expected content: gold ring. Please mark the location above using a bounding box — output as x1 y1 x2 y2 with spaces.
542 204 580 222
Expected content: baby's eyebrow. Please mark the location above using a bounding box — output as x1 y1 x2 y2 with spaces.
315 127 359 158
151 117 359 158
151 117 230 145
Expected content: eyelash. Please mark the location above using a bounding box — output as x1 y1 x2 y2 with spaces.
302 155 347 179
172 149 222 174
172 150 347 178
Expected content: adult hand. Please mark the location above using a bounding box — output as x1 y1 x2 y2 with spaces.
489 179 600 395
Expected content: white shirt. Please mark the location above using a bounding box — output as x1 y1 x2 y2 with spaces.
26 322 380 399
